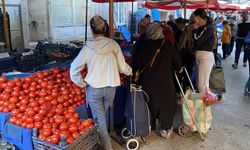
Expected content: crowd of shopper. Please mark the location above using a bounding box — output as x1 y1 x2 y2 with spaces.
69 8 250 150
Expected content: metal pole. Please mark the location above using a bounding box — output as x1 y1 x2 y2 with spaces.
132 1 134 15
109 0 114 39
184 0 187 19
85 0 88 42
1 0 10 50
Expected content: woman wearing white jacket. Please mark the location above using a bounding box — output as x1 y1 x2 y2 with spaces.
70 15 132 150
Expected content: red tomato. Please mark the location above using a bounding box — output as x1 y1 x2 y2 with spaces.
68 107 75 113
42 117 49 124
60 131 70 139
34 114 43 122
2 94 10 101
29 101 39 108
0 76 7 83
69 124 78 133
72 132 79 139
43 129 52 137
9 117 16 124
67 136 74 144
24 77 32 83
34 122 43 129
26 123 34 129
16 114 22 119
56 108 64 115
18 95 26 101
26 118 34 124
51 135 60 144
8 103 16 110
43 123 52 130
15 119 22 126
54 116 64 124
68 117 78 124
52 123 59 129
28 92 36 98
38 134 46 141
51 100 58 106
26 108 36 117
59 122 69 131
82 120 91 127
11 91 20 97
63 101 70 107
22 83 30 89
52 129 60 136
38 109 47 116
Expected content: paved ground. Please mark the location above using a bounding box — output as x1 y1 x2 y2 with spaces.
112 51 250 150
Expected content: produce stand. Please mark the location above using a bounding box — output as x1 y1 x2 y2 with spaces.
0 65 97 150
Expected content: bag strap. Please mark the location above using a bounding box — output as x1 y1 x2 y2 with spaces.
138 39 165 75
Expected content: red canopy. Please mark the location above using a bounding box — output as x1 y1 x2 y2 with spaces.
144 0 218 10
92 0 135 3
247 6 250 11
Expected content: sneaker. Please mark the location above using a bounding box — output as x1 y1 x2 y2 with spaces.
243 63 247 67
159 129 167 138
232 63 238 68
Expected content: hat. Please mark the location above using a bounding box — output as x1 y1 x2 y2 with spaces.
145 22 164 40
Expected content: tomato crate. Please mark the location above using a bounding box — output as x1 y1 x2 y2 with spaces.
32 125 98 150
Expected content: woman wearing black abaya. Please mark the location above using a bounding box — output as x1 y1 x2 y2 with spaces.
132 22 182 138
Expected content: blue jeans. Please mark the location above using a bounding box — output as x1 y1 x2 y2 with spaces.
234 39 248 64
86 86 116 150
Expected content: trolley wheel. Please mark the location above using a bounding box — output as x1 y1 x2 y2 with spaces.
178 124 192 137
126 138 139 150
121 128 131 139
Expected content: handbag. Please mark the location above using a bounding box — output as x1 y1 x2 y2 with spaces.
209 67 226 94
134 40 165 82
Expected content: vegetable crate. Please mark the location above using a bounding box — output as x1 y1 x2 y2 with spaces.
32 125 98 150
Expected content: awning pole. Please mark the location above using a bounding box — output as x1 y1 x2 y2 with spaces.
1 0 10 50
109 0 114 39
184 0 187 19
85 0 88 43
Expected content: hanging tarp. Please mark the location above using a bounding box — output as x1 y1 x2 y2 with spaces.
92 0 136 3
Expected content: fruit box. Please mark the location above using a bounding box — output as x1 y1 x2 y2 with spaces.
32 125 98 150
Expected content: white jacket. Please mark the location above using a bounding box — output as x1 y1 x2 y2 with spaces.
70 36 132 88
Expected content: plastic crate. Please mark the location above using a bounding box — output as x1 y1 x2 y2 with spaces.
33 62 71 72
0 56 16 71
0 112 11 132
16 59 37 72
2 123 33 150
5 73 32 80
32 125 98 150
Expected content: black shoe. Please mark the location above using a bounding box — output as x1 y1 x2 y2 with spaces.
243 63 247 67
232 63 238 68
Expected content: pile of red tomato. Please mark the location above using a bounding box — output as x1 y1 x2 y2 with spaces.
0 67 93 145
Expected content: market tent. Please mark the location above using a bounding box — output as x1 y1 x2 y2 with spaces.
92 0 135 2
144 0 218 10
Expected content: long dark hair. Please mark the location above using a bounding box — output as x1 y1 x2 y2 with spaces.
193 9 209 20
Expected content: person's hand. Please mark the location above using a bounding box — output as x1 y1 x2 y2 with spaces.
193 23 198 29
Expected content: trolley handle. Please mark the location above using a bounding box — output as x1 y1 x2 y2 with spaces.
175 67 195 96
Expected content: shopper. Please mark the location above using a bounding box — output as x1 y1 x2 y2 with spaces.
70 15 132 150
232 9 250 68
177 15 196 90
132 22 182 139
193 9 215 93
221 20 231 59
229 17 237 55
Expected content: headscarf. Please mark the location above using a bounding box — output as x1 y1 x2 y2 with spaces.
145 22 164 40
90 15 106 33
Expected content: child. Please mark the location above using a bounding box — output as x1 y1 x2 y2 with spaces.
221 20 231 59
